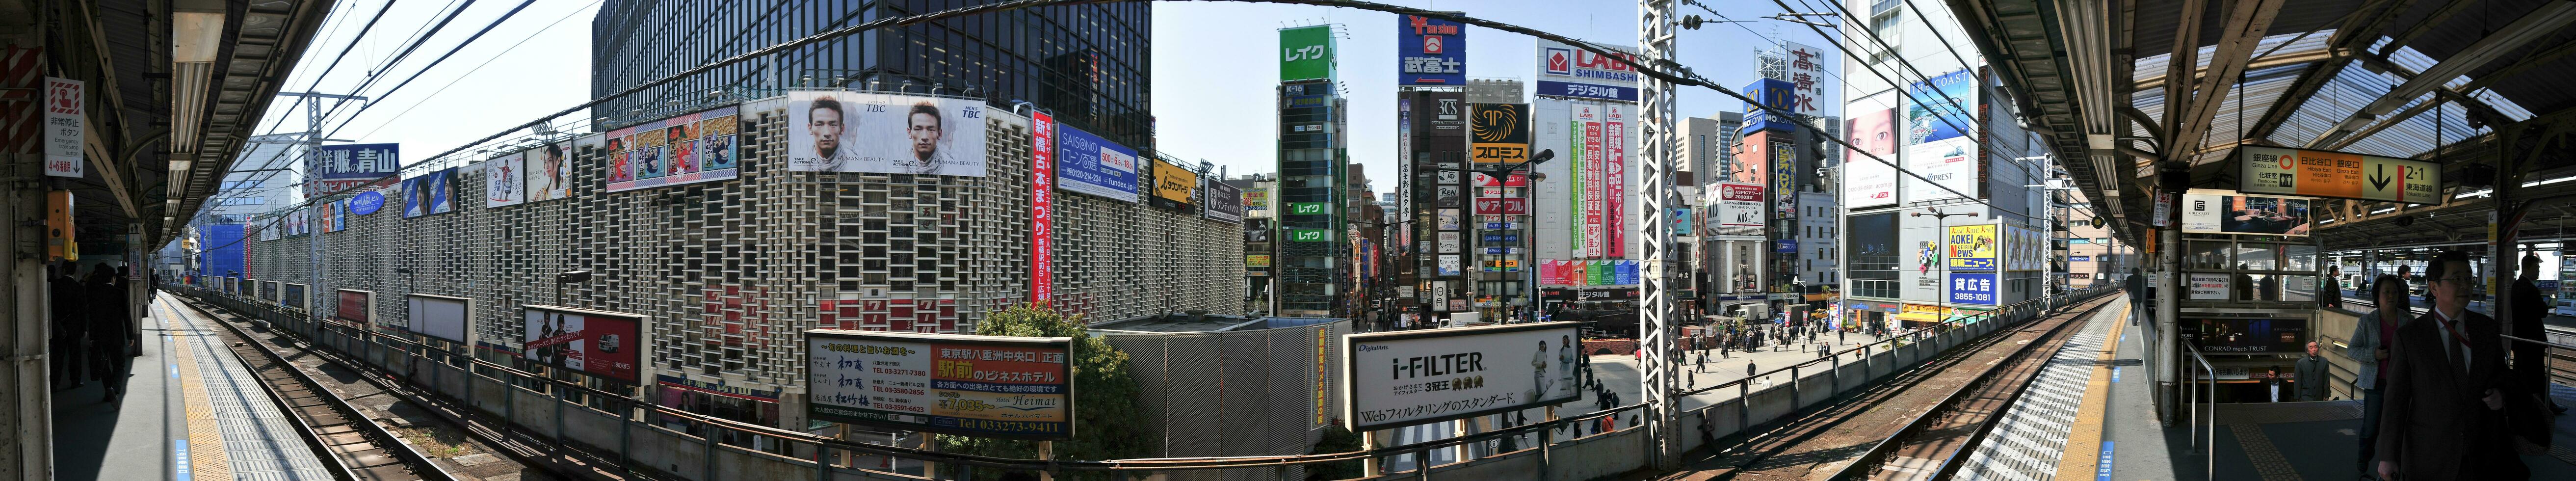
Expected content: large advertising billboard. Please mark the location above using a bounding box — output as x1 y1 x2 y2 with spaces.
1844 104 1899 208
605 105 741 192
1739 78 1798 134
1204 180 1244 222
2180 191 2312 236
522 305 645 383
1396 15 1465 85
1575 103 1604 257
1149 159 1198 209
1534 40 1641 102
1904 136 1976 201
1345 322 1584 430
1469 103 1529 164
480 152 525 208
405 294 471 344
806 329 1076 439
526 140 574 202
1947 272 1999 306
1052 123 1141 203
1906 68 1978 144
334 289 372 325
1947 224 1998 271
1781 41 1830 117
401 168 456 218
311 143 400 196
1605 104 1629 258
785 91 988 177
1280 26 1335 82
1711 183 1767 231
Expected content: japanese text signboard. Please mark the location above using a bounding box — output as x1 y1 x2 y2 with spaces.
42 77 83 177
2235 146 2442 204
1396 15 1465 85
1947 224 1998 271
1030 111 1057 306
1469 103 1530 164
1533 40 1641 102
1345 322 1584 430
1782 42 1829 118
807 330 1076 439
1281 26 1335 82
312 143 402 196
1947 272 2000 306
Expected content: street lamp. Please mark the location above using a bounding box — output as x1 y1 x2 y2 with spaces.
1913 208 1978 326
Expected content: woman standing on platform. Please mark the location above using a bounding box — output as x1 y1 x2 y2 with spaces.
2351 274 2405 477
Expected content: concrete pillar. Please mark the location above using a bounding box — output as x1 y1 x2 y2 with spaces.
4 164 55 481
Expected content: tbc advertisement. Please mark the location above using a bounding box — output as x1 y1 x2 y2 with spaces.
1347 322 1583 431
785 91 989 177
806 330 1075 439
522 305 645 383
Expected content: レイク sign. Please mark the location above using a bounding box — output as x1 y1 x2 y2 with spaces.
1280 26 1335 81
806 329 1075 439
1345 322 1584 430
1030 110 1056 307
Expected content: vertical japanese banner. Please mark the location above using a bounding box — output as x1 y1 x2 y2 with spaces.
1314 327 1329 427
1030 111 1056 308
42 77 84 177
1576 103 1604 258
1605 104 1627 258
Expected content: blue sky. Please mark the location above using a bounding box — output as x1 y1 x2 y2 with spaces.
244 0 1840 201
1151 0 1841 191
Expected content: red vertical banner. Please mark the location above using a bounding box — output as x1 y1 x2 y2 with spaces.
1605 104 1627 258
1578 105 1605 258
1029 111 1056 309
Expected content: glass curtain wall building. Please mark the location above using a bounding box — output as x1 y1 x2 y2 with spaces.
591 0 1151 148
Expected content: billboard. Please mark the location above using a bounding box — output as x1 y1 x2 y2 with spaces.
320 199 348 233
2236 146 2443 204
1052 123 1141 203
1280 26 1335 82
805 329 1076 439
401 168 457 218
1346 322 1583 430
1852 212 1897 263
1947 272 1999 306
283 284 308 309
1711 183 1766 230
334 289 372 325
1534 40 1641 102
1149 159 1198 209
1204 181 1245 222
1905 136 1976 201
1031 111 1057 307
525 140 574 202
1243 187 1269 211
282 207 310 237
1575 103 1604 257
522 305 645 383
784 91 989 177
1844 104 1899 208
1947 224 1998 271
1396 15 1465 85
405 294 471 344
1781 41 1830 117
1604 104 1628 257
311 143 401 196
1738 78 1798 134
2180 191 2312 236
596 104 742 192
480 152 525 208
2193 318 2307 353
1470 103 1530 164
1905 68 1978 145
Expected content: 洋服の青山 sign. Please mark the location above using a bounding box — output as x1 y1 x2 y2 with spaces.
806 329 1076 439
1345 322 1583 430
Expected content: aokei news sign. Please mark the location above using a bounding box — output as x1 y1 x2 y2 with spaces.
1345 322 1584 430
806 330 1076 439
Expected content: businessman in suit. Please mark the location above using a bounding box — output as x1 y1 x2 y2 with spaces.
2376 251 2526 481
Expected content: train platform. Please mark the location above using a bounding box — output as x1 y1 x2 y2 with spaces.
51 293 334 481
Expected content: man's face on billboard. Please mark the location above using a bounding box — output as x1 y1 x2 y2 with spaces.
808 106 842 154
909 111 943 160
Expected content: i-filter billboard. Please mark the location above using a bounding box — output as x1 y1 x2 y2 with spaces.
806 329 1075 439
522 305 645 383
405 294 471 344
785 91 989 177
1204 180 1245 222
1396 15 1465 85
401 168 457 218
1052 123 1141 203
1469 103 1529 164
1843 104 1899 208
311 143 400 196
1280 26 1335 82
1346 322 1584 430
605 105 744 192
2180 190 2312 236
334 289 372 325
1534 40 1641 102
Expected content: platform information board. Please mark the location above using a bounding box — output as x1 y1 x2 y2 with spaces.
2236 146 2441 204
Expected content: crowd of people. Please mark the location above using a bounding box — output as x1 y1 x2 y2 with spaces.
49 262 136 405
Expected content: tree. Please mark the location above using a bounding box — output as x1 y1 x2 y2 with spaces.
938 304 1151 480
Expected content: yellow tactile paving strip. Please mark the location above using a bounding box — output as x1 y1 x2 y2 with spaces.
2227 422 2305 481
168 297 233 481
2053 304 2128 481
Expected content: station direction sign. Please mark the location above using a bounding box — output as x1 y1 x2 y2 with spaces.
2236 146 2442 204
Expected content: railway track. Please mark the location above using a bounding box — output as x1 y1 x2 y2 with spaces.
1838 297 2117 481
173 295 461 481
1652 294 2119 481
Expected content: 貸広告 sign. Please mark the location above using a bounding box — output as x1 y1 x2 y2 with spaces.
2236 146 2442 204
806 329 1074 439
1346 322 1584 430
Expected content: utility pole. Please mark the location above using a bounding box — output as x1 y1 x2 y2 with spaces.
274 92 365 325
1638 0 1682 470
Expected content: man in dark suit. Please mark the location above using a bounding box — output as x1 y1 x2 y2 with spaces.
2376 251 2525 481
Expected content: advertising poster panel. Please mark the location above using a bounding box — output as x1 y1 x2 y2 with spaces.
1947 224 1998 270
1396 15 1465 85
604 105 742 192
2180 191 2312 236
1781 41 1830 117
1280 26 1335 82
1713 183 1766 231
1905 68 1978 145
311 143 401 196
2194 318 2307 353
1345 322 1584 430
1575 103 1604 257
1243 187 1269 211
1204 179 1244 222
284 207 310 237
1149 159 1198 209
1738 78 1798 133
1844 104 1899 208
1770 139 1795 218
319 199 345 233
335 289 372 325
1030 111 1057 306
283 284 308 309
806 330 1075 439
401 168 456 218
785 91 989 177
1605 104 1628 257
1947 272 1999 306
1469 103 1529 164
1533 40 1641 102
1905 136 1976 201
526 140 574 202
1052 123 1141 203
405 294 471 344
481 152 526 208
522 305 645 383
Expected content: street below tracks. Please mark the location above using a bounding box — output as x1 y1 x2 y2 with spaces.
1646 295 2121 481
